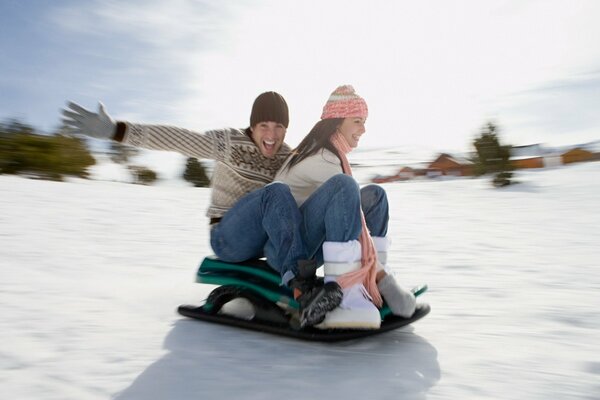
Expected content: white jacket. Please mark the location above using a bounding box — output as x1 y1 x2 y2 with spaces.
274 149 343 206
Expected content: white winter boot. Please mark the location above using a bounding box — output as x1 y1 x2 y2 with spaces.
316 240 381 330
373 236 416 318
372 236 390 268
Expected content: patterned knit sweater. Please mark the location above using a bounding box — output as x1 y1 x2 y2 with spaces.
116 122 291 218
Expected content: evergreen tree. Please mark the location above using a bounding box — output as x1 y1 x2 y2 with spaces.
53 135 96 179
128 165 158 185
472 122 514 187
183 157 210 187
0 120 95 180
109 141 138 164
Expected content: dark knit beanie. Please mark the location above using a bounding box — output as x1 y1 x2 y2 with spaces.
250 91 289 128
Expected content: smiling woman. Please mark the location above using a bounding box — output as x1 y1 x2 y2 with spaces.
275 85 419 330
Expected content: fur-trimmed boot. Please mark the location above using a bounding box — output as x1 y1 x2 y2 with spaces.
372 236 416 318
316 240 381 330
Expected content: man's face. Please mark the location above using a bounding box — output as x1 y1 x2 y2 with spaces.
250 121 287 158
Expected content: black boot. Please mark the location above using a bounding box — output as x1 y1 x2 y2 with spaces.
290 260 343 328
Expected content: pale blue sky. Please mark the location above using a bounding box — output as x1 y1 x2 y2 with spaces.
1 0 599 152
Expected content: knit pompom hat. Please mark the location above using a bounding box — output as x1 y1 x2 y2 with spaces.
321 85 368 120
250 91 289 128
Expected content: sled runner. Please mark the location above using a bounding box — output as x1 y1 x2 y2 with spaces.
178 256 430 342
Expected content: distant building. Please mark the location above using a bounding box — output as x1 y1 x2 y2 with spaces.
511 156 545 169
427 153 473 177
561 147 594 164
370 165 425 183
371 174 400 184
580 140 600 161
510 144 561 169
369 141 599 185
398 166 415 179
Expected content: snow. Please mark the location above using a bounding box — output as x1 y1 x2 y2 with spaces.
87 150 191 185
1 161 599 400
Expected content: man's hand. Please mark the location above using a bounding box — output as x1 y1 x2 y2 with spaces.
62 102 116 140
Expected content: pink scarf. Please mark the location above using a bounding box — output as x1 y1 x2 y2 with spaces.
330 132 383 307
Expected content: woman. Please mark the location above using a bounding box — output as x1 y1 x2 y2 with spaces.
275 85 416 329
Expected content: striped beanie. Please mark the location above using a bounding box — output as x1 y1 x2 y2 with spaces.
320 85 368 120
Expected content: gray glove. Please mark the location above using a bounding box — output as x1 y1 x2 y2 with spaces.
62 101 116 140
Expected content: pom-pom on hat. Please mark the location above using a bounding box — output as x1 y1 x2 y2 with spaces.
321 85 368 120
250 91 289 128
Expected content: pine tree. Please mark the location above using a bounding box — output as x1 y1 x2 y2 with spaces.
472 122 513 187
183 157 210 187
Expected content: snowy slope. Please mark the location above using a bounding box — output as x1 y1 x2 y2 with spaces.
1 162 599 400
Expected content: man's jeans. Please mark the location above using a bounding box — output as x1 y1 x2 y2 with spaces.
210 182 306 285
300 174 389 265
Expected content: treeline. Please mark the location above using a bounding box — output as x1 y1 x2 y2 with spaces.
0 119 210 186
0 120 94 181
1 117 517 188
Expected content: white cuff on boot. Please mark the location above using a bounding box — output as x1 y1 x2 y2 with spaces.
323 240 362 277
372 236 390 252
323 240 362 262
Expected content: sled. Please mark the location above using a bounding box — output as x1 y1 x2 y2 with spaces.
178 256 430 342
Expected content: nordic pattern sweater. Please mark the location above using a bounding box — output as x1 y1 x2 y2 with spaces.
115 122 291 218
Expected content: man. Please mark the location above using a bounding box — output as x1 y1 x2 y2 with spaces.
62 92 342 327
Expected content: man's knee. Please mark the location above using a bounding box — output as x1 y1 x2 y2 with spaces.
361 184 387 204
266 181 292 197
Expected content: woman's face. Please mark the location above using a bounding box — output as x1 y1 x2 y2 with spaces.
338 117 366 148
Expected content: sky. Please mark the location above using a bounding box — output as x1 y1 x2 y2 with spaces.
1 0 600 153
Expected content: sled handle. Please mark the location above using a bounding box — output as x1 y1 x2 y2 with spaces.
412 284 428 297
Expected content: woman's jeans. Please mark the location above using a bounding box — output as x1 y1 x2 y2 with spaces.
210 182 306 285
299 174 389 265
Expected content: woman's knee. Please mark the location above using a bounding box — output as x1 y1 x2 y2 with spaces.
325 174 361 213
326 174 360 194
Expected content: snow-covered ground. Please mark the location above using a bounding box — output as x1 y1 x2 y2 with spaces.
1 162 599 400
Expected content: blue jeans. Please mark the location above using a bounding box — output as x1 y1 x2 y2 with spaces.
210 182 306 285
300 174 389 265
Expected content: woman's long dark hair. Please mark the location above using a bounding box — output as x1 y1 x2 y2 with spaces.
283 118 344 171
